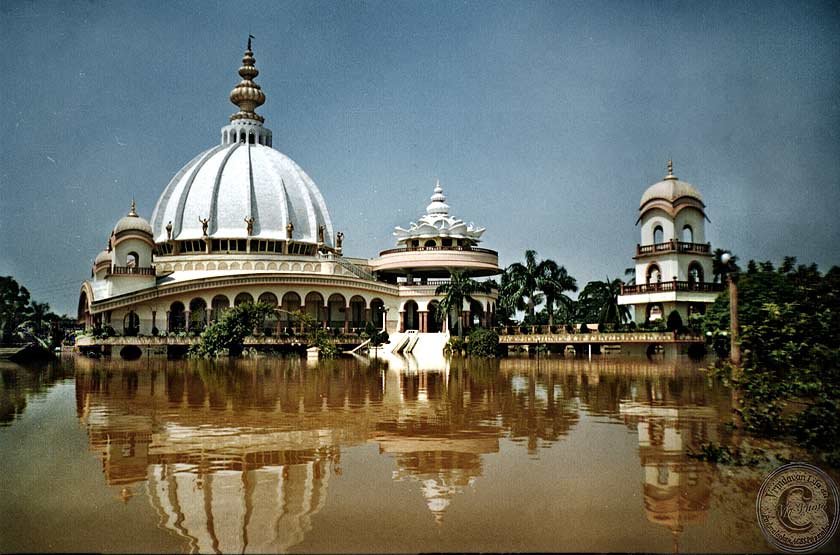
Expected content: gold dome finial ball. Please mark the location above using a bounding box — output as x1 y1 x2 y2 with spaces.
229 37 266 123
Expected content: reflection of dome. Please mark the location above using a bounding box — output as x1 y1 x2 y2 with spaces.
149 43 333 246
640 160 703 208
147 460 331 554
114 201 153 235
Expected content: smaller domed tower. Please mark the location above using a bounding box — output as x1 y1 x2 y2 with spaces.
617 162 724 324
106 201 156 296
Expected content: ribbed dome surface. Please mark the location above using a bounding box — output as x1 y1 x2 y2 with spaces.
114 214 153 235
150 142 334 245
640 179 703 208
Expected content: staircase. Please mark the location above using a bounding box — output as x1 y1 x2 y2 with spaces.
336 257 377 281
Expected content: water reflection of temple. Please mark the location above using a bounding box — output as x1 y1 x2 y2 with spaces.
72 356 722 551
619 374 726 553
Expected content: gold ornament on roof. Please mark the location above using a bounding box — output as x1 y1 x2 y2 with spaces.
128 199 138 217
665 159 677 180
229 35 266 123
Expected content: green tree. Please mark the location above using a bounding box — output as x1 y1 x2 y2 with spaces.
190 302 275 357
537 259 577 326
1 276 33 343
501 250 543 319
435 271 491 336
577 277 631 326
712 248 740 283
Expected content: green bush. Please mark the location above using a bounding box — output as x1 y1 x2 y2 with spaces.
666 310 683 332
467 328 500 357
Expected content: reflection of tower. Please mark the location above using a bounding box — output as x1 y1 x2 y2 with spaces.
620 402 716 553
146 456 332 554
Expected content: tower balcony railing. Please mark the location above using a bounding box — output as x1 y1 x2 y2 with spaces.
620 280 724 295
107 266 156 276
378 245 498 256
635 240 711 256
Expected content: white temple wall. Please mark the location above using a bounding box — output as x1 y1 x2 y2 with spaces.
113 237 153 267
673 208 706 244
640 208 675 244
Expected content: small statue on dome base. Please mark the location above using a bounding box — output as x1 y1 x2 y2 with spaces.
198 217 209 236
336 232 344 250
318 225 325 244
244 216 254 236
286 221 294 240
165 221 173 240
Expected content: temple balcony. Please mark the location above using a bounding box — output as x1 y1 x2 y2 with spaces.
370 246 500 278
618 280 724 305
634 241 712 258
106 266 156 277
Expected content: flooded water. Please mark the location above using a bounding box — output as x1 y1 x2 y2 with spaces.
1 355 837 553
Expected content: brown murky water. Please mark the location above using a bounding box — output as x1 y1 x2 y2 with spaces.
0 355 837 553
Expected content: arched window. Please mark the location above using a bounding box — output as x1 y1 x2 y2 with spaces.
169 301 186 332
653 225 664 244
349 295 366 329
682 225 694 243
258 292 278 306
403 300 419 331
234 292 254 306
646 263 662 285
126 252 139 268
370 298 385 330
123 311 140 336
189 298 207 331
211 295 229 321
646 303 663 322
424 240 436 248
280 292 301 332
688 262 704 285
304 292 325 322
469 299 485 329
328 293 346 328
427 300 441 333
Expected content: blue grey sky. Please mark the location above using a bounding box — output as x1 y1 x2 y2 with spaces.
1 0 838 315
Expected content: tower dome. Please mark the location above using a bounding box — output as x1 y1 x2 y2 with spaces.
114 200 153 235
640 160 704 210
150 40 334 246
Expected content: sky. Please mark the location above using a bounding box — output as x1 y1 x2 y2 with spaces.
1 0 839 315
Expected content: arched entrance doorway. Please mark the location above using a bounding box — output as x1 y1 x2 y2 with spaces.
469 299 485 330
349 296 366 331
123 311 140 336
189 298 207 331
169 301 186 332
427 301 441 333
403 301 419 331
370 298 385 331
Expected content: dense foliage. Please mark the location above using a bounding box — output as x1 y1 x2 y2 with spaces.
1 276 73 348
435 270 492 336
190 302 276 357
703 258 840 463
466 328 501 357
498 250 577 325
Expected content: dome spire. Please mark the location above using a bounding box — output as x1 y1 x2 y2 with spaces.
665 159 677 180
128 198 137 217
426 179 450 215
229 36 266 123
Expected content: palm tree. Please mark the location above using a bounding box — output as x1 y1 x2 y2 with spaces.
624 266 636 285
435 271 491 336
537 260 577 326
712 248 740 283
502 250 542 319
578 277 631 326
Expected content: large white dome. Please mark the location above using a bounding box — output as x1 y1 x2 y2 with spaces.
149 41 334 247
150 142 334 245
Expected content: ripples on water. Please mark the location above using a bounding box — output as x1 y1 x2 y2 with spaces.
0 355 836 553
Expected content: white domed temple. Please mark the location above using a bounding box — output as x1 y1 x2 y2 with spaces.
77 42 500 352
617 161 724 323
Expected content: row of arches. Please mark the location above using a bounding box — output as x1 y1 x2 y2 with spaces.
645 262 705 285
164 292 386 334
652 224 695 244
400 299 492 332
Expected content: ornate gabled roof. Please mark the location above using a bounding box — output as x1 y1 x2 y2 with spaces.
640 160 704 209
393 180 485 245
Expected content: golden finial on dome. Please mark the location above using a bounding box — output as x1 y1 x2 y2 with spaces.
128 198 137 217
229 35 266 123
665 159 677 180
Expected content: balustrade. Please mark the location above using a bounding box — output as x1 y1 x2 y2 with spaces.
107 266 156 276
635 241 711 256
620 280 724 295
